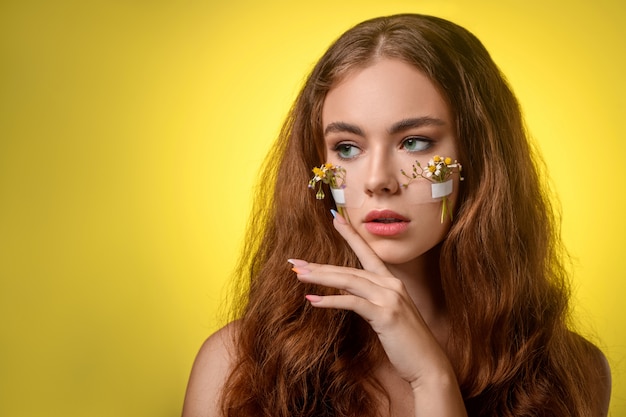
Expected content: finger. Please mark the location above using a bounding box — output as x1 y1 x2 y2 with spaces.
305 294 381 323
332 210 390 276
295 265 392 301
296 262 405 294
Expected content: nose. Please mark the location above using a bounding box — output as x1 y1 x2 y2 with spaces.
364 150 400 196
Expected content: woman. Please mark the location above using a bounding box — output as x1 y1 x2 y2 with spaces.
182 14 611 417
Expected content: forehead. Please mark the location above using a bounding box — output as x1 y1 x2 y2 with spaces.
322 59 452 130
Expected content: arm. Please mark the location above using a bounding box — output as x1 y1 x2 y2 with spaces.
182 323 236 417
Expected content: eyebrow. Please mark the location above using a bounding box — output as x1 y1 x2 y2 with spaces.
323 116 446 137
324 121 365 137
388 117 446 134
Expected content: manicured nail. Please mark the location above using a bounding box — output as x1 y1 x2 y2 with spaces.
305 294 323 303
330 209 338 218
333 210 347 225
292 267 311 275
287 259 308 267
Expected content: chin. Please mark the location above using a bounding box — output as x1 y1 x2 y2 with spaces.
366 233 447 266
369 244 430 266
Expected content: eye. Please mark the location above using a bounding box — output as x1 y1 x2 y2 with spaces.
402 136 432 152
334 143 361 160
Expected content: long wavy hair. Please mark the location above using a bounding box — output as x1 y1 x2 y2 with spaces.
221 14 606 417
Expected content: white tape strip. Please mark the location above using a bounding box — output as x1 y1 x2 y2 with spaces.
431 179 453 198
330 187 346 205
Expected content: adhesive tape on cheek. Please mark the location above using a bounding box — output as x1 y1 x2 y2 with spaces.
332 177 455 208
330 188 346 205
431 179 453 198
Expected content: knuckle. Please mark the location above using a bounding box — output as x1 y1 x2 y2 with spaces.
387 277 406 294
377 281 406 326
379 305 402 326
385 290 404 308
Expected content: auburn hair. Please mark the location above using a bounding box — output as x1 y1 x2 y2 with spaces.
220 14 607 417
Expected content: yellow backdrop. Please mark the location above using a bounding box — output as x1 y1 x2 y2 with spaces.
1 0 624 415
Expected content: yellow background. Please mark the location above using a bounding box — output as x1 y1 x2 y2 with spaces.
1 0 624 415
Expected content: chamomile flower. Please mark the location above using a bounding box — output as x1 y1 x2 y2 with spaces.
308 163 346 200
401 156 463 223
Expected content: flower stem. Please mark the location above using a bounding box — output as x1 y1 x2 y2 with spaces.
336 204 350 224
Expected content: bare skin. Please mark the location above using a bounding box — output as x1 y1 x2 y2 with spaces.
182 59 467 417
293 211 467 417
181 323 236 417
181 59 611 416
292 59 467 415
182 209 466 417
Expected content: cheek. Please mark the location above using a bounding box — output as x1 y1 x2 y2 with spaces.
348 201 449 237
448 176 461 211
407 201 451 234
327 159 369 209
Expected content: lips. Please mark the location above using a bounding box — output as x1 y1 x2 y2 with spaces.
365 209 409 222
364 210 410 236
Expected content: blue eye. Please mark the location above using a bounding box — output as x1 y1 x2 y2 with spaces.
335 143 361 159
402 136 431 152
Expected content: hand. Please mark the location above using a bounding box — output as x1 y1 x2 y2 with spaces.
290 211 454 390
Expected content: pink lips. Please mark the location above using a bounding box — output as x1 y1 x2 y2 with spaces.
364 210 410 236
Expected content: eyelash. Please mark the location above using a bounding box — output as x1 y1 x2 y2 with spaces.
332 142 361 160
402 136 433 152
330 136 434 160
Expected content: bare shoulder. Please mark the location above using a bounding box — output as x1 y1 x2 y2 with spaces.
182 321 240 417
572 331 612 416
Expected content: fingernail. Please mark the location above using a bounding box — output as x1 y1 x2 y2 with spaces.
333 210 347 225
287 259 308 267
292 267 311 275
330 209 338 218
305 294 323 303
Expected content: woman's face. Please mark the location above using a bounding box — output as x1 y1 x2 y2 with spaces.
322 58 459 265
